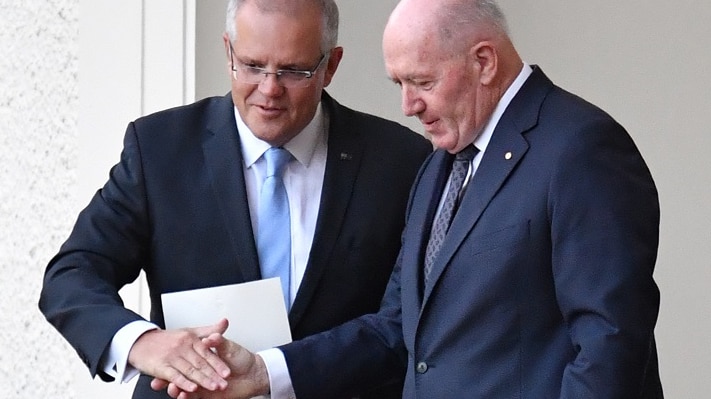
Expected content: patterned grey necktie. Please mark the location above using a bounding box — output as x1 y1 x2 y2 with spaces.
423 144 479 289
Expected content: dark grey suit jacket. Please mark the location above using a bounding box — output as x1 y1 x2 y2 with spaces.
39 91 431 398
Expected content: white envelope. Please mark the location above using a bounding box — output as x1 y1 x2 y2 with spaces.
162 277 292 352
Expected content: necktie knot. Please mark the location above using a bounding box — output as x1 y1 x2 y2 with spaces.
448 144 479 187
264 147 291 178
455 144 479 163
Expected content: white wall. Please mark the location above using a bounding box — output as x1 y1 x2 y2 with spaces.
2 0 708 398
1 1 80 397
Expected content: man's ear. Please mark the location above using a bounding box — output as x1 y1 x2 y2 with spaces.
322 46 344 87
470 41 497 85
222 33 233 69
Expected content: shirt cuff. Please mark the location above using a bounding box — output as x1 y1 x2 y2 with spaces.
100 320 159 383
257 348 296 399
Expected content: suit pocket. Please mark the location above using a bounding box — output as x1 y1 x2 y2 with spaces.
467 221 530 256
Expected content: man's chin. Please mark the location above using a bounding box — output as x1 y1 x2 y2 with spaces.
429 136 456 153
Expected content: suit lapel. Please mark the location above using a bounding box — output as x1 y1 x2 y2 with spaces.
400 150 451 312
420 67 553 308
288 93 365 327
202 94 262 282
396 150 451 351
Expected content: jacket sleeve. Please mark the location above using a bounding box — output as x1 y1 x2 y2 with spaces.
38 122 149 380
549 117 660 397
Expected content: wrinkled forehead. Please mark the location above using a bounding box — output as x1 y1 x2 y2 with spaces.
234 0 324 58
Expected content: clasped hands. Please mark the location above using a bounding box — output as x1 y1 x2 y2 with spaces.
128 318 270 399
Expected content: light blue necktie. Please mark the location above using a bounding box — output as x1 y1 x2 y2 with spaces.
257 147 292 310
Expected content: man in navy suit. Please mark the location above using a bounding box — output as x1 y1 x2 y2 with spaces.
38 0 430 398
160 0 663 398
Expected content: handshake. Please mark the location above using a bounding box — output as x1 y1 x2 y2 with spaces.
130 319 272 399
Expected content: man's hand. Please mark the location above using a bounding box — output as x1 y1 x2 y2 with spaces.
151 334 270 399
128 319 232 394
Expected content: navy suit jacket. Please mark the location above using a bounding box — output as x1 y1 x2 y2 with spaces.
282 67 663 398
39 92 431 399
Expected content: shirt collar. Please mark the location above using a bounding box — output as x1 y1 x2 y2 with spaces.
474 62 533 153
235 102 326 169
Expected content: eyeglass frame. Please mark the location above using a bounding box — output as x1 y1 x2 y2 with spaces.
228 42 327 88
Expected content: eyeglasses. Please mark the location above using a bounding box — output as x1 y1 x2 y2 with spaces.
229 42 326 88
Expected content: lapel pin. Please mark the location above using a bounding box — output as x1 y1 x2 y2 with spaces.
340 152 353 161
505 151 513 160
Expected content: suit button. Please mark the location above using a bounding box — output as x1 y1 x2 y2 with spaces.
416 361 428 374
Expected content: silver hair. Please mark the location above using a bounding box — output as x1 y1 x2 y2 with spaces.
438 0 510 46
225 0 339 53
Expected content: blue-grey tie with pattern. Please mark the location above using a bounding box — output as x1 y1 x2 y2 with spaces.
423 144 479 289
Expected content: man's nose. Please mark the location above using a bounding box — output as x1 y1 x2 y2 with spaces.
401 87 424 116
258 73 285 96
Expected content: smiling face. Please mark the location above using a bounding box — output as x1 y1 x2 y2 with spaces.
224 1 341 147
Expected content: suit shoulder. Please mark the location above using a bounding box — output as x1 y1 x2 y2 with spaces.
543 85 618 126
